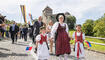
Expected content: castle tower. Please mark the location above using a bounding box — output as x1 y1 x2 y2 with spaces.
42 6 71 24
42 6 53 24
0 14 6 22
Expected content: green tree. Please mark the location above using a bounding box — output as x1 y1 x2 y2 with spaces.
17 23 22 27
67 16 76 29
93 15 105 37
32 19 38 24
82 19 94 36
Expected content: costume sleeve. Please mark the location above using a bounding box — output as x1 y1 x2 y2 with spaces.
72 32 75 39
65 23 69 34
36 35 41 41
51 22 59 38
82 33 85 40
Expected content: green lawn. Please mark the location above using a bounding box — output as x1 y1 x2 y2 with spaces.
69 30 105 52
85 37 105 44
84 43 105 52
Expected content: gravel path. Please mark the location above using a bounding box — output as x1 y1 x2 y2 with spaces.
0 39 105 60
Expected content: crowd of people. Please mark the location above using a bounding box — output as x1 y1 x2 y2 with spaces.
0 13 85 60
0 19 10 39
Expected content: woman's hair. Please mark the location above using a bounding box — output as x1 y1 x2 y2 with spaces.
48 20 53 26
56 13 65 22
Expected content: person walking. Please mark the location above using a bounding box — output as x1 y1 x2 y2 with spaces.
9 21 19 44
46 20 54 54
22 25 28 41
72 24 85 59
33 16 44 44
35 26 50 60
51 13 71 60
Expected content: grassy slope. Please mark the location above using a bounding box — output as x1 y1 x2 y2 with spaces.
69 30 105 52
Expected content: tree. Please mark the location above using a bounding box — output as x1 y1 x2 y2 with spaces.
93 15 105 37
32 19 38 24
67 16 76 29
82 19 94 36
82 13 105 37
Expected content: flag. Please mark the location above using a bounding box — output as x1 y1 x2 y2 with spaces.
85 40 92 47
20 5 27 23
26 46 32 51
29 13 33 20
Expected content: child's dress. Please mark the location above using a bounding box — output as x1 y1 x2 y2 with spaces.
72 32 85 58
36 34 49 59
47 25 52 38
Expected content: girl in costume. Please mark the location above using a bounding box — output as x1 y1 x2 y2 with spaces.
51 13 71 60
72 24 85 59
46 20 54 54
35 26 49 60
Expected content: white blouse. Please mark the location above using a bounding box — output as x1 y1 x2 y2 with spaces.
36 34 49 42
72 32 85 40
51 22 69 38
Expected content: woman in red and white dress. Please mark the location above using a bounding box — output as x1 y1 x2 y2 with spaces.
51 13 71 60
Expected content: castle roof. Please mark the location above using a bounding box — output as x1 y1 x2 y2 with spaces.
0 14 6 18
65 12 70 15
43 6 52 11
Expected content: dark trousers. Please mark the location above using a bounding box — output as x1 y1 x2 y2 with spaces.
22 34 24 39
19 32 22 39
2 31 4 38
32 36 35 43
23 34 27 41
32 33 39 44
6 31 9 38
32 35 37 44
0 28 5 38
16 34 18 42
1 29 5 38
11 32 16 44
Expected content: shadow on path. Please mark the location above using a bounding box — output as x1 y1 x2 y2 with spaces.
0 52 28 58
14 43 28 46
0 47 10 51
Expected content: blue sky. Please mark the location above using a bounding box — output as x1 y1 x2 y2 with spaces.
0 0 105 24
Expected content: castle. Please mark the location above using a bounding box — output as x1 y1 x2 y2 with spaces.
42 6 71 24
0 14 6 22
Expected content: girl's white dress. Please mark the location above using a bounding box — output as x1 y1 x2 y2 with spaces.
72 32 85 58
36 34 49 59
47 25 52 38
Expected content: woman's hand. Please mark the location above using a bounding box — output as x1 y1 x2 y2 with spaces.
71 37 74 40
84 40 87 42
49 38 54 41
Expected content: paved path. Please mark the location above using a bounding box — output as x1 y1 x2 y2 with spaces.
0 39 105 60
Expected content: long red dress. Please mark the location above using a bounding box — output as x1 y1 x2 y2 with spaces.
56 23 71 56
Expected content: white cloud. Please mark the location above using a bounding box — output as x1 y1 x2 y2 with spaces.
0 0 105 24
